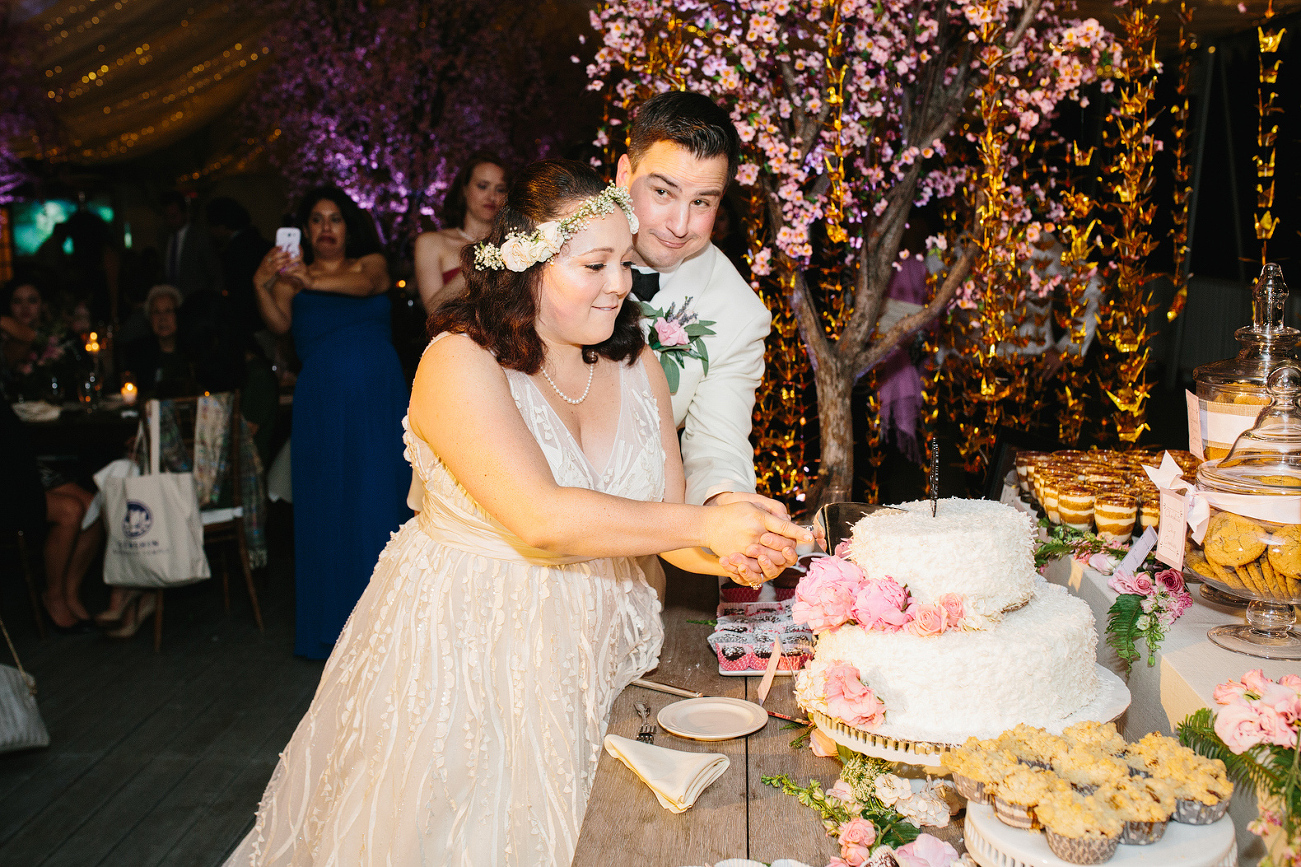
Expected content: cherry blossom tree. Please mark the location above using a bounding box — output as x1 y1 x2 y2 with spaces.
588 0 1117 504
244 0 558 253
0 3 52 203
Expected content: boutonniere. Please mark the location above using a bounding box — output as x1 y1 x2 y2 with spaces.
639 298 716 393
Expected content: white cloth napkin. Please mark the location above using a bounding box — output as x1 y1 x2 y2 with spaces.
603 733 730 813
11 401 61 422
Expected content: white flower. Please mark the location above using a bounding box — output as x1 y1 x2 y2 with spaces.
498 236 535 272
896 790 951 828
874 773 912 806
537 221 566 254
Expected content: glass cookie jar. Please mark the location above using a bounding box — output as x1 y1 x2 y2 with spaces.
1193 263 1299 460
1187 365 1301 659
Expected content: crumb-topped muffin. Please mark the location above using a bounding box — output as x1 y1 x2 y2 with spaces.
943 738 1020 803
997 723 1070 768
1062 721 1127 755
1053 745 1131 791
1036 791 1124 864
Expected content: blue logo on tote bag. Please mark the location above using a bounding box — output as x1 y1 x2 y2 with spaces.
124 501 153 538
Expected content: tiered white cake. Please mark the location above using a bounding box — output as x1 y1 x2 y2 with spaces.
796 499 1101 743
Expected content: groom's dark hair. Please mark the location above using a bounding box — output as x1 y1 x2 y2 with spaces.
628 91 741 184
429 159 644 375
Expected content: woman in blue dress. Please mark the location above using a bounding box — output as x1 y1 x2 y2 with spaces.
254 186 411 658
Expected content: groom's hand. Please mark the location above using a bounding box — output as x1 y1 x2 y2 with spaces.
708 491 798 582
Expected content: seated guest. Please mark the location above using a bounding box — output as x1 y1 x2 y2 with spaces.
1 278 42 391
123 284 194 397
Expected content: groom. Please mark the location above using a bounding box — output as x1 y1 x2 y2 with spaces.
616 91 792 588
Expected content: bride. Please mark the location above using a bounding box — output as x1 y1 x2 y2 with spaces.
225 159 807 866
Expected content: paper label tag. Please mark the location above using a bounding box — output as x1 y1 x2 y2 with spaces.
1156 489 1187 570
756 638 782 706
1117 526 1158 574
1186 390 1203 460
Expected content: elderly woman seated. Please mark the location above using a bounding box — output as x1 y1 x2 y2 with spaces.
122 284 194 398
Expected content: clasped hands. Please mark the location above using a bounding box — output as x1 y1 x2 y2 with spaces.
706 491 812 588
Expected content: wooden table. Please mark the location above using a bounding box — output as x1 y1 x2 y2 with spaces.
574 575 842 867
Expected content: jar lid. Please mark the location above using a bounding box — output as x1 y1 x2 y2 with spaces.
1193 263 1299 388
1199 365 1301 495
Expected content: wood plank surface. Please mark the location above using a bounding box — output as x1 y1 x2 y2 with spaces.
575 572 843 867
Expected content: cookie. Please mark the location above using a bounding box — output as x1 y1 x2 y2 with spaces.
1241 562 1268 597
1206 558 1244 590
1267 524 1301 580
1260 558 1285 596
1203 512 1267 567
1185 549 1213 579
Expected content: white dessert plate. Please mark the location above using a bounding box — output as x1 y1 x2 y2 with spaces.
657 697 768 741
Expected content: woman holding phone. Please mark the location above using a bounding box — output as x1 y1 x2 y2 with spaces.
254 186 411 659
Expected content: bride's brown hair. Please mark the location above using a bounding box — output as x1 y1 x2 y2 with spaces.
428 159 644 375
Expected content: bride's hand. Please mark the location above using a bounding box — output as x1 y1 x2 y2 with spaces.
705 503 810 586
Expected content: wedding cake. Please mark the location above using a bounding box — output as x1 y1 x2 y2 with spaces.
794 499 1102 743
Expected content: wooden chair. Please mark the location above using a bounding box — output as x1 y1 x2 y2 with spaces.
147 392 264 651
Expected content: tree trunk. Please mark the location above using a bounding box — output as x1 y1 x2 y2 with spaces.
812 359 856 509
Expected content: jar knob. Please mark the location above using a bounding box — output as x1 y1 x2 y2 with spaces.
1253 262 1289 333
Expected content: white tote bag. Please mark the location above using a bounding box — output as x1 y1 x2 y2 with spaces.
102 400 212 588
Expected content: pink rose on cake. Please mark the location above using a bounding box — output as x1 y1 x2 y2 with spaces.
793 556 866 633
850 577 911 632
906 602 947 637
937 592 964 627
823 662 886 729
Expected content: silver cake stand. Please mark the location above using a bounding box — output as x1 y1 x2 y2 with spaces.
811 665 1131 768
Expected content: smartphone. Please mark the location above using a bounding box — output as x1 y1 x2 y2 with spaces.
275 227 301 259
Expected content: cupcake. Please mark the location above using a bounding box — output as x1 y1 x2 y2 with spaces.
1062 721 1127 756
997 724 1069 769
1168 754 1233 824
993 766 1069 830
1096 777 1176 845
1036 791 1123 864
1053 746 1130 793
719 581 761 603
942 739 1020 804
707 632 754 671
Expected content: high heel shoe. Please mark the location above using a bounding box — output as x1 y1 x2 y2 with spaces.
106 593 157 639
94 590 141 627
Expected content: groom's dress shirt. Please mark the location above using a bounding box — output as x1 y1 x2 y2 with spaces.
637 243 771 506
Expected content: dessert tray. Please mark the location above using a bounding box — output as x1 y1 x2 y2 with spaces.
964 803 1237 867
811 665 1131 767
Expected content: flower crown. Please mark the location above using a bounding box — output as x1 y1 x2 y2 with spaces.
473 184 639 272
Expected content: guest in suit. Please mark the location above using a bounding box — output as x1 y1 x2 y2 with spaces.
159 191 221 298
206 197 273 345
412 152 508 313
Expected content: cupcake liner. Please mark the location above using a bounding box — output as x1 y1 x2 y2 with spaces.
952 773 992 805
1044 829 1120 864
1070 783 1099 795
1173 797 1229 825
715 645 750 671
773 585 797 601
994 796 1038 830
720 583 761 603
1119 819 1167 845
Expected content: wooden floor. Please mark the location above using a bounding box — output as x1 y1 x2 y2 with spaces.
0 505 323 867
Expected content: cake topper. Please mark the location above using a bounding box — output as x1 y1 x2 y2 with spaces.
929 439 940 517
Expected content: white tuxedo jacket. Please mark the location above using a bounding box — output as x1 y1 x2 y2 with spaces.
643 243 770 505
406 243 770 511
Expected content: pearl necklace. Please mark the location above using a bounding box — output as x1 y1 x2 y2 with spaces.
541 363 595 405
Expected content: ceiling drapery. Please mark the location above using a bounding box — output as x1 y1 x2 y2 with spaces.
20 0 274 163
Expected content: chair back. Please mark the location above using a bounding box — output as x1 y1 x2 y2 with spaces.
149 392 244 509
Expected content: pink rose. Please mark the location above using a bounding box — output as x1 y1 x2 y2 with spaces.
1156 568 1185 593
810 727 840 758
1243 669 1274 696
829 779 856 804
906 602 947 637
824 663 886 729
1130 573 1155 595
654 318 689 347
834 539 853 558
851 577 911 632
1279 674 1301 690
1215 701 1268 753
1257 682 1301 723
1107 569 1137 595
825 860 852 867
937 593 964 627
1255 704 1300 749
842 846 872 867
793 556 866 633
1086 551 1118 574
1213 678 1250 707
895 834 959 867
839 816 877 850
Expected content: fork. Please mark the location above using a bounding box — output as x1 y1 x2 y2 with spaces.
634 702 655 744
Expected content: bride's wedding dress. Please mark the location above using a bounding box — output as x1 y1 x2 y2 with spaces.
225 347 665 866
